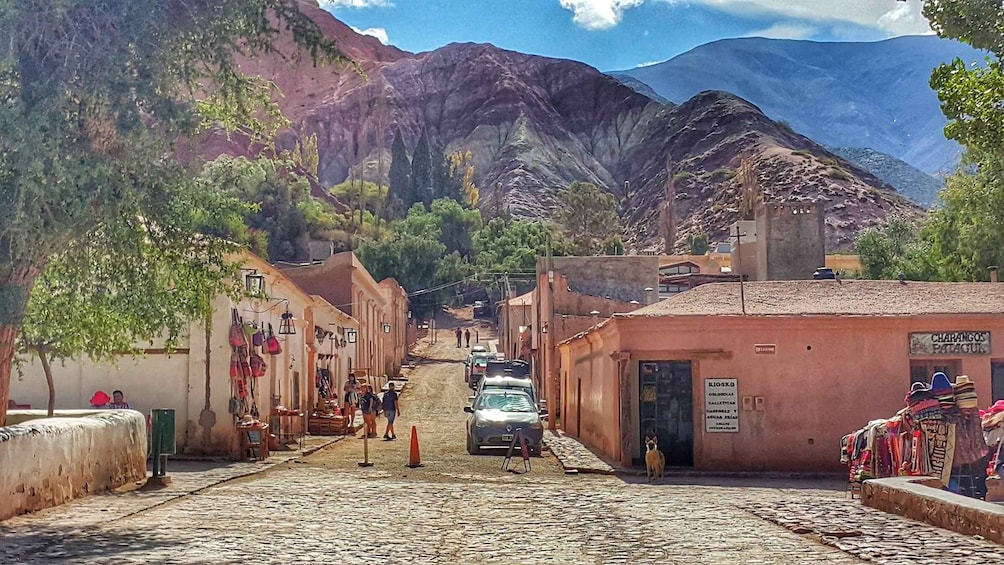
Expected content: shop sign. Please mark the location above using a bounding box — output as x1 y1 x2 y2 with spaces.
909 332 991 356
754 344 776 355
704 378 739 433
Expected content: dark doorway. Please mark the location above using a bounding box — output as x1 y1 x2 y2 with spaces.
638 361 694 466
992 362 1004 402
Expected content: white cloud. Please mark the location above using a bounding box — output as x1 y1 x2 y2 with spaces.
559 0 645 30
745 22 817 40
637 60 662 67
686 0 932 36
350 25 389 44
322 0 393 8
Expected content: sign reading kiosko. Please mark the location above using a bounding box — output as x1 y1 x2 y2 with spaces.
909 332 991 356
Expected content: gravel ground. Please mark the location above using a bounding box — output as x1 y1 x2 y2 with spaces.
298 316 565 482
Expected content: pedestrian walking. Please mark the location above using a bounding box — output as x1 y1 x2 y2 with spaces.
343 373 360 426
464 328 471 348
359 384 380 438
455 327 462 348
382 382 401 440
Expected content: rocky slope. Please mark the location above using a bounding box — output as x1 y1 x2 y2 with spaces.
828 147 944 208
614 36 984 175
210 1 922 251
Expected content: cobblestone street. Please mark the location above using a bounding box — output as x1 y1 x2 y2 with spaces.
1 321 1000 563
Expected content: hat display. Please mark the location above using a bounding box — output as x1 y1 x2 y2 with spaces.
930 372 955 410
906 386 942 421
953 375 978 409
90 390 110 406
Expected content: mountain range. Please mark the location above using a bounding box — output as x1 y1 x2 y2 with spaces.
205 1 922 252
614 35 984 175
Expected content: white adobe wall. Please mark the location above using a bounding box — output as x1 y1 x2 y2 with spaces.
0 410 147 521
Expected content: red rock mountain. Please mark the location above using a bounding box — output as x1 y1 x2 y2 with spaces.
211 1 921 250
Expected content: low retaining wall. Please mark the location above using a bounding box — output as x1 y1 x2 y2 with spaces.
862 476 1004 544
0 410 148 521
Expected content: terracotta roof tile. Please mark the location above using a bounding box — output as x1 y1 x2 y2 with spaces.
619 280 1004 317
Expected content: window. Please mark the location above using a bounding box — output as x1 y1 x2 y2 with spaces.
909 360 960 386
660 262 699 276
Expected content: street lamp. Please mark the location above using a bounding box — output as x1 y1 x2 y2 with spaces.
278 302 296 335
244 270 265 296
382 323 391 334
346 329 358 344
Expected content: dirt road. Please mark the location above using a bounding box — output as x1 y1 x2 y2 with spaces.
301 312 564 481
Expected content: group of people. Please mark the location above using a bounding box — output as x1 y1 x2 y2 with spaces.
341 374 401 441
455 327 477 348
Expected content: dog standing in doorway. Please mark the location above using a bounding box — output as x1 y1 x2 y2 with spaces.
645 435 665 483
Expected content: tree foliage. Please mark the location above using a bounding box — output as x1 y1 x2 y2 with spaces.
856 151 1004 282
386 128 412 218
473 218 570 276
924 0 1004 156
0 0 345 423
555 181 622 255
411 131 434 208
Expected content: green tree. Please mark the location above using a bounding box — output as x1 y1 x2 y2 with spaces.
386 128 412 218
411 131 434 208
925 1 1004 156
430 199 482 259
473 218 570 276
855 216 930 280
0 0 344 424
688 234 710 255
555 182 622 255
20 184 248 416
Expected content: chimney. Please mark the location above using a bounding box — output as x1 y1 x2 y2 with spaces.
991 266 1000 283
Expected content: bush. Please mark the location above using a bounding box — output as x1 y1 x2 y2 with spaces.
673 171 693 184
706 168 735 183
791 149 812 158
827 167 853 181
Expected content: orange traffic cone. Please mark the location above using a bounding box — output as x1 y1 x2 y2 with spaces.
406 425 423 468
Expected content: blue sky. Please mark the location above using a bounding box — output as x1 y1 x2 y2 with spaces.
320 0 933 71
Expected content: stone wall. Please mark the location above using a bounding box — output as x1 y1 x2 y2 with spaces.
0 411 148 521
862 476 1004 544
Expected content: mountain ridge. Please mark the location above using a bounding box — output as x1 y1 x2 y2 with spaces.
614 35 985 175
204 2 922 252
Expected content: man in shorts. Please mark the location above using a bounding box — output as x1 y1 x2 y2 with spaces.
382 382 401 440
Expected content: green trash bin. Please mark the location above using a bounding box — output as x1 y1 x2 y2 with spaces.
150 409 176 478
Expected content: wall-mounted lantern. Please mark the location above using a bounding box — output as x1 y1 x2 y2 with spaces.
244 270 266 296
314 326 326 346
278 302 296 335
346 329 358 344
382 323 391 334
541 322 548 334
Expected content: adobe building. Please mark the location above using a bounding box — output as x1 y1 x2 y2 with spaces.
278 252 409 378
729 202 827 281
557 280 1004 472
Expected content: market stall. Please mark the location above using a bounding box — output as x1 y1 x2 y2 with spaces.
842 373 989 498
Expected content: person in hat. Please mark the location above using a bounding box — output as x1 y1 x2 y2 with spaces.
382 382 401 440
90 391 110 409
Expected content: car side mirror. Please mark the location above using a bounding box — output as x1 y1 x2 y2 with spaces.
468 396 476 403
538 408 549 417
463 406 473 413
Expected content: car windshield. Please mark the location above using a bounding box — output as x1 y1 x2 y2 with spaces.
476 393 536 413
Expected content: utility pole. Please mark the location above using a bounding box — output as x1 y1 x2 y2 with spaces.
545 232 557 431
732 224 747 315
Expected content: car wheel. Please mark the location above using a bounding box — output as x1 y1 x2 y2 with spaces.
467 434 480 455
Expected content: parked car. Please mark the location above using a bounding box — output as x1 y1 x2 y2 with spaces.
471 345 488 354
464 389 543 456
485 359 530 379
467 356 490 389
473 375 539 408
473 300 491 319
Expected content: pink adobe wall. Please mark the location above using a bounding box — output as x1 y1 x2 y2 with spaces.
561 329 622 462
562 313 1004 472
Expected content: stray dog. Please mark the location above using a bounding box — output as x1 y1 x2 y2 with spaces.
645 435 665 483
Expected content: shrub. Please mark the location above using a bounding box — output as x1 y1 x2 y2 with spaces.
827 167 853 181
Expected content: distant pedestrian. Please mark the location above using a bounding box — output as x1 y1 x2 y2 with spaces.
455 327 462 348
359 385 380 438
382 382 401 440
464 328 471 348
